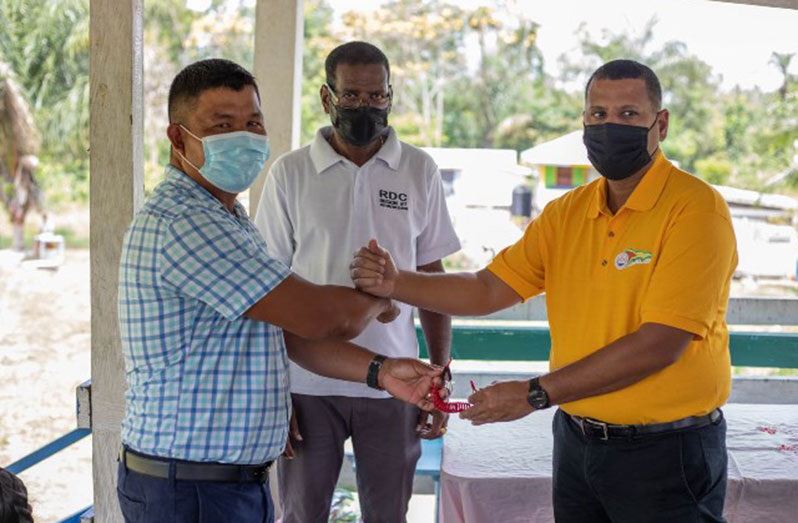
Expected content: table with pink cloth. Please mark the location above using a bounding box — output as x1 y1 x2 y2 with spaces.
439 403 798 523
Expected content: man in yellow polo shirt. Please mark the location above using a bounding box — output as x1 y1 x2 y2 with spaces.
350 59 737 522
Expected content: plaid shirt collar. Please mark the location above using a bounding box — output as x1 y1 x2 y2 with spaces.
164 163 250 220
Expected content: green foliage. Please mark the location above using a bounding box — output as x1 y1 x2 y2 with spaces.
182 1 255 69
329 488 360 522
300 0 336 145
561 18 726 174
0 0 89 167
144 0 197 65
694 156 734 186
141 0 260 191
37 155 89 205
559 16 797 190
338 0 469 147
1 0 796 211
334 0 583 151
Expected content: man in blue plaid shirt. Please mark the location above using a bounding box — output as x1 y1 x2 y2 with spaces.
116 58 441 523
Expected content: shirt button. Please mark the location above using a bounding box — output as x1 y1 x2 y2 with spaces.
608 231 615 238
601 259 608 266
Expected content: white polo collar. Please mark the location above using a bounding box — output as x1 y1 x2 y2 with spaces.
309 126 401 175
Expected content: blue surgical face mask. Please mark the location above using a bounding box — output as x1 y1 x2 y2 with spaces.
178 125 270 193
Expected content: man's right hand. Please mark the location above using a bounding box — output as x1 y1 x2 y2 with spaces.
351 239 399 298
379 358 443 411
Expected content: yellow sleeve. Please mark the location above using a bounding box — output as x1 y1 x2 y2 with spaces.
641 212 737 339
487 214 547 302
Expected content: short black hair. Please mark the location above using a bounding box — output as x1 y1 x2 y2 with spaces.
0 468 33 523
167 58 260 123
585 59 662 110
325 41 391 91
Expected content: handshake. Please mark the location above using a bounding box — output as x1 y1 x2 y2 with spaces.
347 239 536 427
347 239 445 413
350 239 400 300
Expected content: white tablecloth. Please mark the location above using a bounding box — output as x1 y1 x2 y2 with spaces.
439 404 798 523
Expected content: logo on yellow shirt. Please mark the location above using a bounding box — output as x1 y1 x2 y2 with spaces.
615 248 652 270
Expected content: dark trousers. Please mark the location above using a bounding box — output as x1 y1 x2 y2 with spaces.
552 408 727 523
278 394 422 523
117 461 274 523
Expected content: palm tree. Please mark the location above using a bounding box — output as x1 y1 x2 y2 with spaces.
0 0 90 159
0 61 41 250
0 0 89 249
770 52 794 101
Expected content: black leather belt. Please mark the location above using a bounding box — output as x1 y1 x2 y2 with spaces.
120 446 272 483
568 409 722 441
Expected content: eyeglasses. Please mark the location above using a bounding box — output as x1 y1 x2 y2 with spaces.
326 84 392 110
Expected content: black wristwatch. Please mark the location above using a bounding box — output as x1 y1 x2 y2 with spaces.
366 355 387 390
527 377 550 410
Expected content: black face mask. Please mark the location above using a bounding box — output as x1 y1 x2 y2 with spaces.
583 116 659 181
330 104 389 147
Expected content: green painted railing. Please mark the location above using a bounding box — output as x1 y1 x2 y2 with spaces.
417 325 798 369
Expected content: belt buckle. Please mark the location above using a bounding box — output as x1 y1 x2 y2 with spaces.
253 462 272 483
584 418 609 441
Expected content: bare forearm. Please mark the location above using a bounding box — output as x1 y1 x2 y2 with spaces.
394 269 518 316
326 286 391 339
540 323 692 406
285 332 374 383
350 243 521 316
245 274 391 340
419 308 451 366
417 261 452 365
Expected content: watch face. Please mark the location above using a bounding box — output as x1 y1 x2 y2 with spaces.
528 389 548 409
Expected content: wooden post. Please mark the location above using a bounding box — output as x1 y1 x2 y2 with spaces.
250 0 304 216
89 0 144 520
252 1 304 515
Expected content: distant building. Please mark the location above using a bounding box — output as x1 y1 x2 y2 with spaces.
423 147 532 267
712 185 798 223
519 130 600 214
424 147 531 210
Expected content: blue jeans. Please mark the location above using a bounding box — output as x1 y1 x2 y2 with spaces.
552 408 727 522
117 461 274 523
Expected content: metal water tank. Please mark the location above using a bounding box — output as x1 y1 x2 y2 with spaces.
511 184 532 217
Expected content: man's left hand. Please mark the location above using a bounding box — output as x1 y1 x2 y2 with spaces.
376 300 401 324
460 380 533 425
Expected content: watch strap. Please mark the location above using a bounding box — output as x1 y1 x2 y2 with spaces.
366 355 387 390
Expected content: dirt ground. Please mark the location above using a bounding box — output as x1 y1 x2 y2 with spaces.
0 248 92 522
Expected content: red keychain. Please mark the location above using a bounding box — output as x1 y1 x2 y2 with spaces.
429 360 477 413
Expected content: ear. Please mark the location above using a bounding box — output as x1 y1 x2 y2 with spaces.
320 84 332 115
657 109 669 141
167 124 186 154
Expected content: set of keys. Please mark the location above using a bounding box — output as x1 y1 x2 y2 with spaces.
430 360 477 413
419 360 476 436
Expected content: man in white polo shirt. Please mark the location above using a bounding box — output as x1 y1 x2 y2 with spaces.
254 41 460 522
